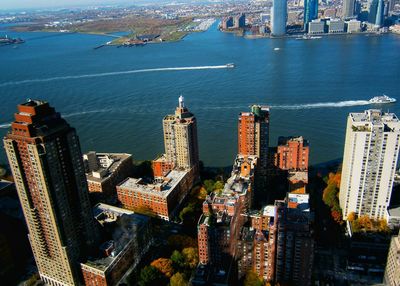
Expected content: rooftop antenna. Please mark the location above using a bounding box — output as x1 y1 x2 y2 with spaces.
179 95 185 108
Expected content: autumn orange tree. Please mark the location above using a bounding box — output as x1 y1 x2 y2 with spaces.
322 172 343 224
150 258 175 278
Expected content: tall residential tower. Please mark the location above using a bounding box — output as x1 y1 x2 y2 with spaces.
3 100 99 286
238 105 270 174
339 110 400 221
163 96 199 172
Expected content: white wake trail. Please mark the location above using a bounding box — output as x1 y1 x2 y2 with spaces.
271 100 371 110
0 65 230 87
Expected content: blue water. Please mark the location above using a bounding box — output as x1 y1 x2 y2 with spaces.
1 23 399 167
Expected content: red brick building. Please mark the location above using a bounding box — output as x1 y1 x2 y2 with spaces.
275 136 309 171
117 170 191 221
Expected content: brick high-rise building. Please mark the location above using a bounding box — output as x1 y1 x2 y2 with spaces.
163 96 199 172
275 136 309 171
3 100 99 286
196 155 257 284
275 193 314 286
238 105 270 179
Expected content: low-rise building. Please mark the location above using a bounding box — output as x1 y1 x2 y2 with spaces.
152 154 174 178
221 16 233 29
83 152 133 198
328 19 345 33
288 171 308 194
81 204 152 286
275 136 309 171
117 170 191 221
346 19 361 33
234 13 246 28
308 19 326 34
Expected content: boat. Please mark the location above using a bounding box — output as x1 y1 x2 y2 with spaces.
226 63 235 68
274 47 280 51
0 35 24 45
296 34 322 40
369 95 396 104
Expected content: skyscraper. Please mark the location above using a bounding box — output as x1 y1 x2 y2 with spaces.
163 96 199 172
303 0 319 30
339 110 400 221
3 100 99 286
238 105 270 175
369 0 385 27
343 0 356 19
271 0 287 36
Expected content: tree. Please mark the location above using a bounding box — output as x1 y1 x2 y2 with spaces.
197 187 208 200
182 247 199 269
203 179 215 193
167 235 197 250
171 250 185 269
213 180 224 191
347 212 356 222
243 271 263 286
179 204 195 223
138 266 166 286
170 272 187 286
150 258 174 278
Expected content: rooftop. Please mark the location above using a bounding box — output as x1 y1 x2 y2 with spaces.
287 193 310 212
118 169 187 198
84 203 149 272
84 152 132 182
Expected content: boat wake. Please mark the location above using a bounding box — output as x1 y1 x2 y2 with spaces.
0 65 231 87
0 109 113 129
271 100 371 110
0 123 11 129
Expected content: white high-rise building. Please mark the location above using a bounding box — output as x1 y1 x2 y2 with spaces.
339 110 400 221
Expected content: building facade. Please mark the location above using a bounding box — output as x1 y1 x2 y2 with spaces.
275 136 309 171
271 0 287 36
81 204 152 286
83 152 133 198
275 194 314 286
343 0 356 19
233 13 246 28
304 0 319 30
327 19 345 33
3 100 99 286
384 230 400 286
163 96 199 173
339 110 400 221
117 170 191 221
308 19 325 34
238 105 270 176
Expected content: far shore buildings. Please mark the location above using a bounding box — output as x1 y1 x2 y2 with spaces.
339 110 400 221
83 152 133 198
271 0 287 36
221 13 246 30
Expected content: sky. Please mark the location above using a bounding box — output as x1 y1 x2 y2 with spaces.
0 0 137 10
